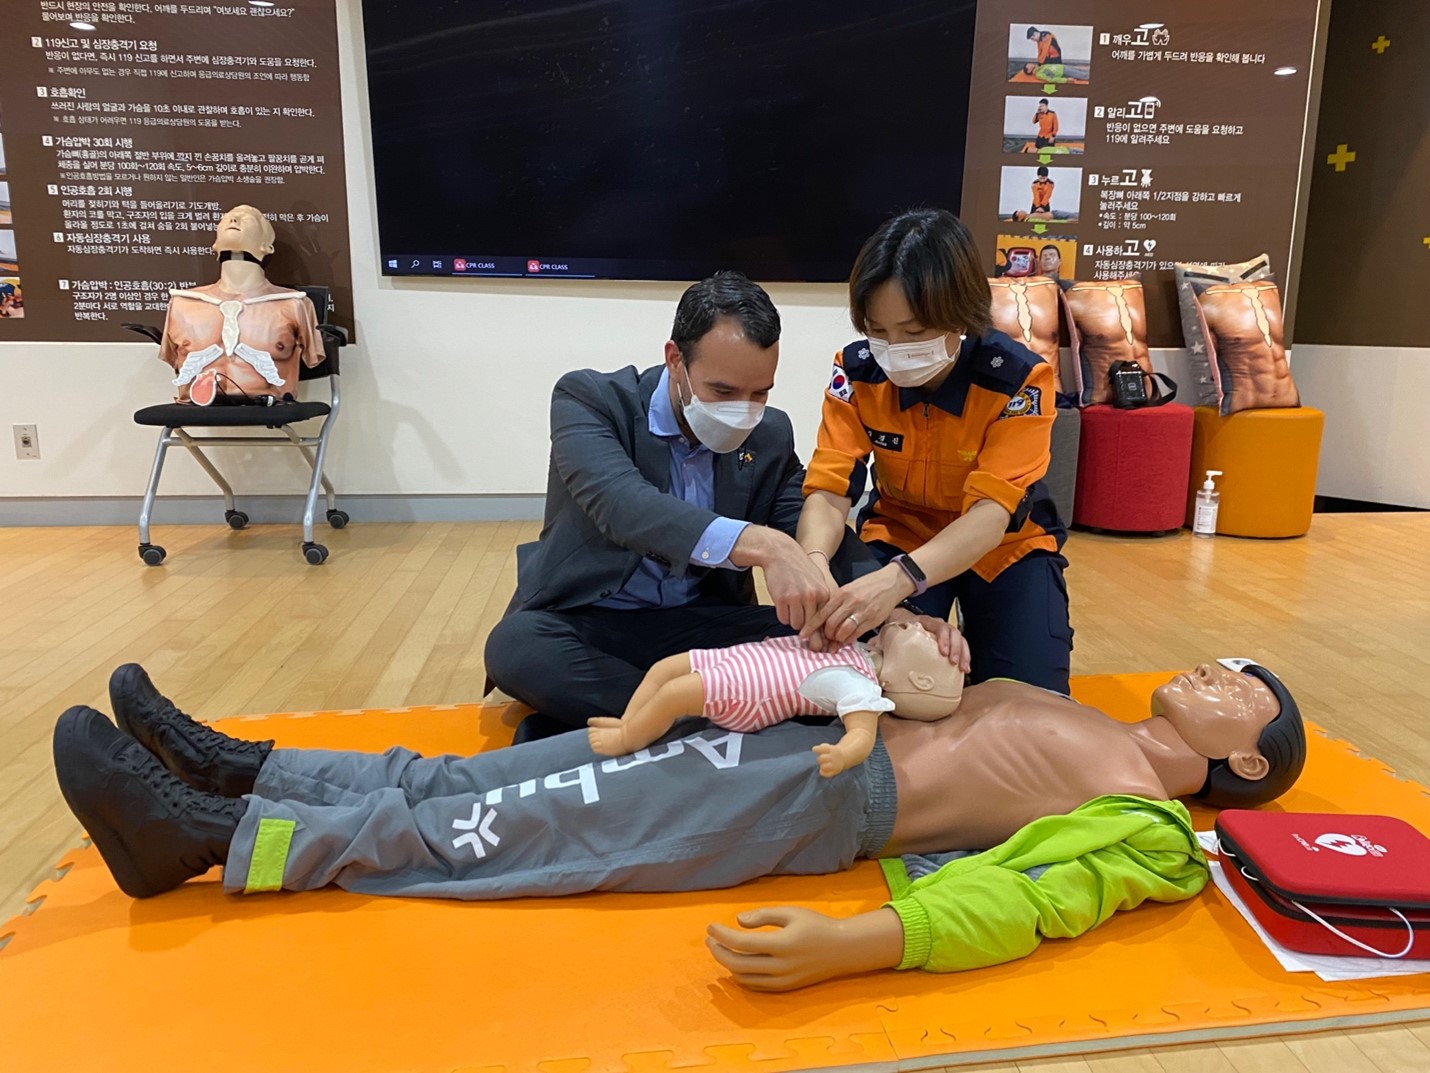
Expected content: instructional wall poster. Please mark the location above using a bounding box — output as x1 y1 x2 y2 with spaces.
962 0 1320 346
0 0 351 342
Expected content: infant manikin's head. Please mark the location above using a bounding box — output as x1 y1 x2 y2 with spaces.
876 622 965 721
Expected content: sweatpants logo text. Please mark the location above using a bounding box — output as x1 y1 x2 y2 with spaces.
477 730 745 809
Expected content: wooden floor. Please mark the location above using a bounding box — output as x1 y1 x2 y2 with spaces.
2 514 1429 1073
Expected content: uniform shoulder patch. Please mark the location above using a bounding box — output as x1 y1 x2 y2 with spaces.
827 362 855 403
999 385 1043 419
838 340 887 384
977 332 1042 393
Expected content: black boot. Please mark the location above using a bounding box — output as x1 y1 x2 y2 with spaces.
53 706 245 899
109 663 272 797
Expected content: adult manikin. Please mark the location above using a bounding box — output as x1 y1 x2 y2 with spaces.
157 205 324 402
53 659 1304 990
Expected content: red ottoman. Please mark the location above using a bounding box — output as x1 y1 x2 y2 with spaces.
1074 404 1195 533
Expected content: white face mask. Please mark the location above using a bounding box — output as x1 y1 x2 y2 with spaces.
867 332 966 388
678 364 764 454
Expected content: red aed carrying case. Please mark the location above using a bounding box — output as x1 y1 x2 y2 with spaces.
1214 810 1430 959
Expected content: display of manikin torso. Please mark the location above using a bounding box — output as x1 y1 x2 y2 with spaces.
989 276 1061 383
1198 280 1300 415
157 206 324 403
1065 280 1152 405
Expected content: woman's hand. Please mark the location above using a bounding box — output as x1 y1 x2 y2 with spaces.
798 564 912 648
879 609 971 672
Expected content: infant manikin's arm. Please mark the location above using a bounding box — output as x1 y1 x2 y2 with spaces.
812 710 880 778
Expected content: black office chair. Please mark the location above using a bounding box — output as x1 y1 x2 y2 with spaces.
124 285 350 566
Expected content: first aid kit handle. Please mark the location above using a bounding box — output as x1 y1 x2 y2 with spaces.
1238 867 1416 959
1290 896 1415 959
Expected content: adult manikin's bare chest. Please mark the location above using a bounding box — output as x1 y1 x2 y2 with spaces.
881 681 1167 853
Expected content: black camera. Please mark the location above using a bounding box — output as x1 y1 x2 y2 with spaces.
1109 360 1149 408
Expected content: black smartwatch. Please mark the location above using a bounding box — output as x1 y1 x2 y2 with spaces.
891 554 929 596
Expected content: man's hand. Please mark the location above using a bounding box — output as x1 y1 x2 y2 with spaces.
879 610 971 672
800 565 912 648
706 906 905 992
732 526 834 633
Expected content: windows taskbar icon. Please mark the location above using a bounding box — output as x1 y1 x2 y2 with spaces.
382 255 598 278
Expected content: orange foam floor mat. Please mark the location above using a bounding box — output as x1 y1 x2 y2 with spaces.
5 674 1430 1073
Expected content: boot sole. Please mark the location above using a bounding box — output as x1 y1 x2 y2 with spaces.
53 707 168 899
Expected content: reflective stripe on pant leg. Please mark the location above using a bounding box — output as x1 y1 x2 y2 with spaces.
244 817 296 893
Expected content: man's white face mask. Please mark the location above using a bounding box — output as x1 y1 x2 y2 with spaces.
679 364 765 453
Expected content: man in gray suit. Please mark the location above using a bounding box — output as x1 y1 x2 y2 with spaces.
484 272 879 741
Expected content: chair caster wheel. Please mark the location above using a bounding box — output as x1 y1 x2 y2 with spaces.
303 542 329 565
139 543 166 566
326 509 349 530
225 510 249 530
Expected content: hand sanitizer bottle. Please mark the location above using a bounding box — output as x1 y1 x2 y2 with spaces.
1192 470 1223 538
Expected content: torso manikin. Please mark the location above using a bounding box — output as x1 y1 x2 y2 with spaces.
158 281 321 401
881 679 1171 852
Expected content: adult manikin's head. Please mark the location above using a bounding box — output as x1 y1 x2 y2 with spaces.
211 205 276 261
1151 662 1306 807
876 621 965 721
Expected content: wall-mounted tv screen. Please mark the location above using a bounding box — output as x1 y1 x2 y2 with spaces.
363 0 976 281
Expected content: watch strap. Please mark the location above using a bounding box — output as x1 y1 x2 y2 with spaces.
892 554 929 596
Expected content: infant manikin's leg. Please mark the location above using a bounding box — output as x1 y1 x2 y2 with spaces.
621 653 692 715
588 653 701 756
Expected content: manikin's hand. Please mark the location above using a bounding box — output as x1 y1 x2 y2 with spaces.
706 906 905 992
800 565 912 648
812 741 856 777
876 611 971 671
813 714 877 777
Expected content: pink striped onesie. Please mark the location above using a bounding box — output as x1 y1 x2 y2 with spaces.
688 635 891 733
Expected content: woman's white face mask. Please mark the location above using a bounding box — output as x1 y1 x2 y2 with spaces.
866 332 966 388
679 364 764 453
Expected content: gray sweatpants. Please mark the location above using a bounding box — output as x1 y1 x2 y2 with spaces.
222 720 898 900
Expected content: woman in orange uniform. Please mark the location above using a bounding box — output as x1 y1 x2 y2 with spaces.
795 209 1072 693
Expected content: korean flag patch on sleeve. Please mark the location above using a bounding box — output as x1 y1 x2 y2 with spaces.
999 385 1042 419
827 362 854 403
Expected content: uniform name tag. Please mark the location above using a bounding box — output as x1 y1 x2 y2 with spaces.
866 428 905 452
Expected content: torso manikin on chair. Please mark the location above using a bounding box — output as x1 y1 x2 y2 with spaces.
158 258 322 402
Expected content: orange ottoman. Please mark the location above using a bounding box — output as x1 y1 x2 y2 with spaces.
1186 407 1325 537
